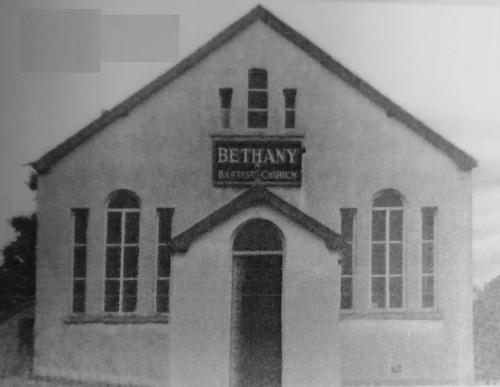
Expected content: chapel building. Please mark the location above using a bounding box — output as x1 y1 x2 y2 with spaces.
29 5 477 387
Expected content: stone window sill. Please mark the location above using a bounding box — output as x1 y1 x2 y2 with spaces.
210 130 305 139
64 314 169 325
340 310 443 321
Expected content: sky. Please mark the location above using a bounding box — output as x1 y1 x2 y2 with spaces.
0 0 499 287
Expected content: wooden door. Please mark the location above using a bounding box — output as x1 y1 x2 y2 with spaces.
232 254 282 387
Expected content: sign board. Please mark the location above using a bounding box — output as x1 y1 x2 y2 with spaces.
212 140 303 187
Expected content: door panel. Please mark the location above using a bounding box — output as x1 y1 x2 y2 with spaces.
232 254 282 387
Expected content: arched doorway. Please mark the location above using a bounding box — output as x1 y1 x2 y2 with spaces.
231 218 283 387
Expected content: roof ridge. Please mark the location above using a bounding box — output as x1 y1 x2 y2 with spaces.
29 4 477 173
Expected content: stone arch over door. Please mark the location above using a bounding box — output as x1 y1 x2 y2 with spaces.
230 218 283 387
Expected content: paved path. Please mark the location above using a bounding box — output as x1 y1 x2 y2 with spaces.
2 377 493 387
0 377 83 387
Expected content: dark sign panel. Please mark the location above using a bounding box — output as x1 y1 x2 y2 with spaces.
213 140 303 187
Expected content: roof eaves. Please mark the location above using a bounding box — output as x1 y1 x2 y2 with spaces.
170 186 342 253
30 6 265 174
259 8 478 171
169 186 266 252
29 4 477 174
358 83 479 171
262 190 342 249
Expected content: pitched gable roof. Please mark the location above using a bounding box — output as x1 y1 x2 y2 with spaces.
169 185 343 253
29 5 478 174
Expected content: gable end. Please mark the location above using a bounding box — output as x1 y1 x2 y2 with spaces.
29 5 477 174
169 186 343 253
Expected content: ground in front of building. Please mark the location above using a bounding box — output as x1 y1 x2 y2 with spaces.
0 377 90 387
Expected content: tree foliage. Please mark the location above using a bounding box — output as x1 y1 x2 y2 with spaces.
474 276 500 382
0 213 37 313
26 171 37 192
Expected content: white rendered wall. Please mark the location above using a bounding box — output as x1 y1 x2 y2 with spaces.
169 207 341 387
34 19 473 385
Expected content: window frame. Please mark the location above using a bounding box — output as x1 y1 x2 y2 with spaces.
370 191 405 311
283 88 297 129
219 87 233 129
71 208 89 314
340 208 356 311
421 207 438 310
103 191 141 314
156 208 174 315
247 68 268 129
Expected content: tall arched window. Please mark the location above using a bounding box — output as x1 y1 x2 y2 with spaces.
371 189 404 309
105 189 140 313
